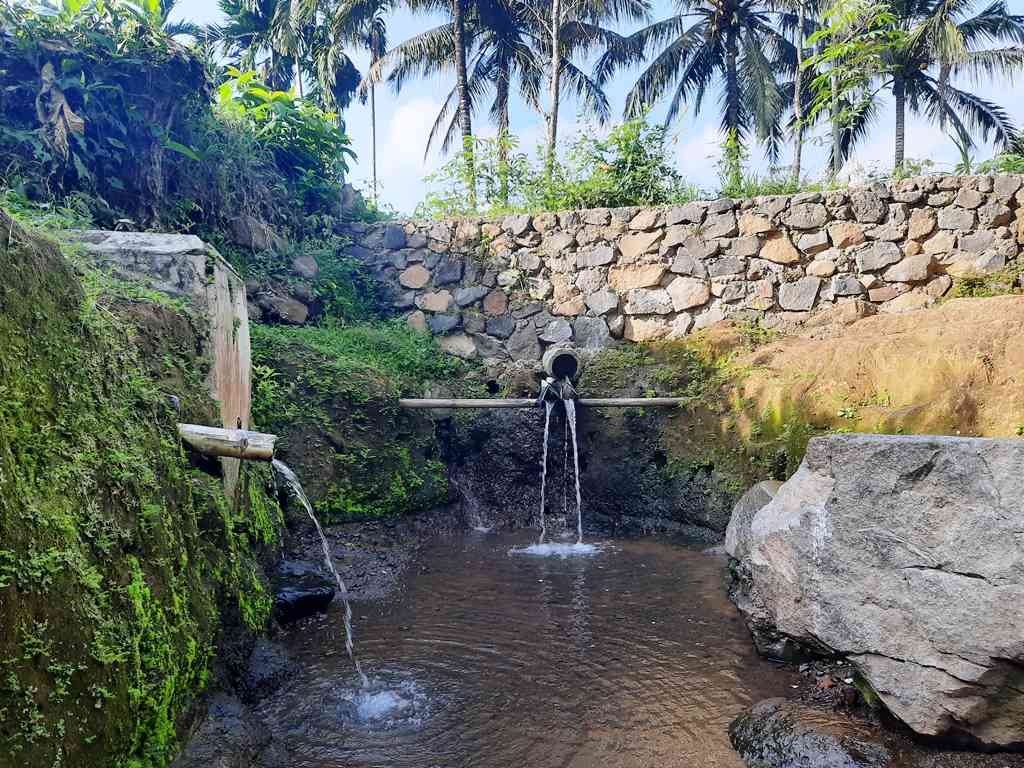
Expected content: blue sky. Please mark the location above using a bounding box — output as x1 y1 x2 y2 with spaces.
171 0 1024 215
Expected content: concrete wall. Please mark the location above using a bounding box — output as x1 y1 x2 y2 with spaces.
344 174 1024 360
76 231 252 490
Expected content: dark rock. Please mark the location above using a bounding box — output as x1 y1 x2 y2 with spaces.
729 699 892 768
434 256 464 285
383 224 407 249
485 315 515 339
238 639 296 704
172 694 287 768
573 316 612 349
507 322 541 360
272 559 334 623
455 286 490 306
428 313 461 334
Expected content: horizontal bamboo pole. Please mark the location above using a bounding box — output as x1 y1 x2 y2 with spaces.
177 423 277 461
398 398 537 409
398 398 687 409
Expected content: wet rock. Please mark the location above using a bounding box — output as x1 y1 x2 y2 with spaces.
273 560 335 623
729 699 892 768
239 639 296 704
507 323 541 360
172 694 286 768
728 434 1024 748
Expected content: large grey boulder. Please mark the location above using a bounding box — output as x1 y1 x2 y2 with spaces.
728 434 1024 748
725 480 783 561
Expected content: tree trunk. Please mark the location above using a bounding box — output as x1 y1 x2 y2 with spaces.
725 29 739 131
894 72 906 173
452 0 476 207
370 81 378 204
831 68 841 176
545 0 563 180
496 60 511 206
792 1 805 185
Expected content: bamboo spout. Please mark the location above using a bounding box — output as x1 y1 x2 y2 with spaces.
177 423 277 461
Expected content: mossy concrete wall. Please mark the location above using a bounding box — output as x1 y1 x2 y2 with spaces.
0 213 283 768
75 230 253 495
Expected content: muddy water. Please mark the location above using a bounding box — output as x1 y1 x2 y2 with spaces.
258 531 798 767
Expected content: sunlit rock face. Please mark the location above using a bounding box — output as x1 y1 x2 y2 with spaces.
727 433 1024 749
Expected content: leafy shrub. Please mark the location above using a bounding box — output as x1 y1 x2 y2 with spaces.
0 3 357 233
215 68 355 212
415 116 701 218
977 153 1024 174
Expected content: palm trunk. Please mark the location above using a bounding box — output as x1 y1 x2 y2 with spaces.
545 0 563 180
894 72 906 173
725 29 739 131
792 1 805 185
831 67 841 176
496 60 511 206
370 82 378 204
452 0 475 207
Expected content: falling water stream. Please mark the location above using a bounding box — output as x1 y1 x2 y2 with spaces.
564 397 583 544
538 400 554 544
273 459 369 687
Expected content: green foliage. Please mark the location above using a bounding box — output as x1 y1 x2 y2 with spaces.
415 117 701 218
0 4 357 234
977 153 1024 174
804 0 906 128
0 210 283 767
215 68 355 211
947 267 1021 299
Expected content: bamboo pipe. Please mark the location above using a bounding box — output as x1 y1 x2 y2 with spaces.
177 423 278 461
397 398 686 409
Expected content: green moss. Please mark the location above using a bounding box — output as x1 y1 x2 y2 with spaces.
251 322 456 522
0 209 284 768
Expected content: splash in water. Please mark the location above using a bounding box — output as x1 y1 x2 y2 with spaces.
564 397 583 544
272 459 368 687
509 541 601 557
537 400 554 544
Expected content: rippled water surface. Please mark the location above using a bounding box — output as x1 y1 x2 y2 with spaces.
259 531 798 767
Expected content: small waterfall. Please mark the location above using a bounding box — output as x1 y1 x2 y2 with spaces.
272 459 368 687
564 398 583 544
538 400 554 543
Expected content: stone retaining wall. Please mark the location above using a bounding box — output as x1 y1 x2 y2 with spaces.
344 174 1024 361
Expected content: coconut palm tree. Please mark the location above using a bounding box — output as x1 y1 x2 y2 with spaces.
329 0 395 202
596 0 797 160
521 0 650 174
884 0 1024 171
210 0 296 90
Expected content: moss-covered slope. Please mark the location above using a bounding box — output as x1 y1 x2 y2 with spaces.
250 323 459 521
0 211 283 768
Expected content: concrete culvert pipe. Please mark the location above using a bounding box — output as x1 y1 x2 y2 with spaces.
542 347 580 381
